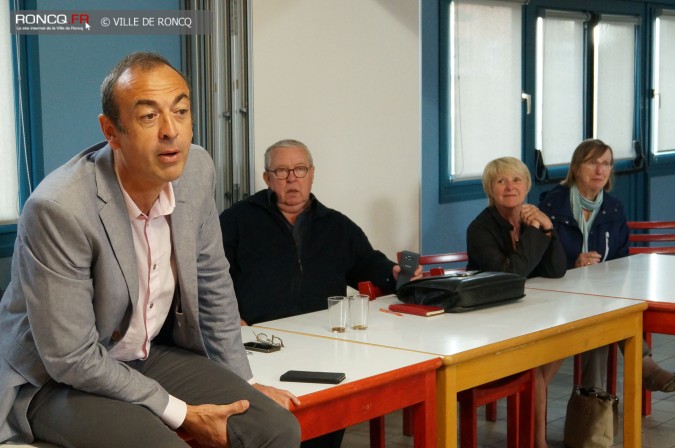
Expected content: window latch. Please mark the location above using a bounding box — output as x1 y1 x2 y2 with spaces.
521 92 531 115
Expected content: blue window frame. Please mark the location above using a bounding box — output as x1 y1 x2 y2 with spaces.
0 1 42 258
524 0 646 183
440 0 525 203
440 0 662 204
648 4 675 168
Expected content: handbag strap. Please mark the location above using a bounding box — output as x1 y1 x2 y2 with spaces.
578 386 618 403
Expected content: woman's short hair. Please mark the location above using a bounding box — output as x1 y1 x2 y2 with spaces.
562 139 614 191
482 157 531 206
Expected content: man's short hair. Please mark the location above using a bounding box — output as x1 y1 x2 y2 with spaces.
101 52 188 132
264 139 314 170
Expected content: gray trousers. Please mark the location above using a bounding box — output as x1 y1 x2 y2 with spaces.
580 340 650 389
27 345 300 448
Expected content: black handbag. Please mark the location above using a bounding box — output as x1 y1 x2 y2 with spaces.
395 271 526 312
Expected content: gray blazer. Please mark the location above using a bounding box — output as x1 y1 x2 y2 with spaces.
0 142 251 442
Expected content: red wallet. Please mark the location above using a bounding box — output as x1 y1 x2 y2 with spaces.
388 303 445 317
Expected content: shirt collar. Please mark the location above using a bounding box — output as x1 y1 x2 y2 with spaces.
114 167 175 219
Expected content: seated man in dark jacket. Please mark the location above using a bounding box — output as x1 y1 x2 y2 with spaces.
220 139 418 326
219 138 420 448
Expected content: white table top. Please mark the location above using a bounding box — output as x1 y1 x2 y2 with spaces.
0 330 438 448
241 326 438 396
526 253 675 304
255 290 642 358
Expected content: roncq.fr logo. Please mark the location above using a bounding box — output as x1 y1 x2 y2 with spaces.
14 13 90 26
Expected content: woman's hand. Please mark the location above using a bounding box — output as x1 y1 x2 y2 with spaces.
520 204 553 231
574 251 602 268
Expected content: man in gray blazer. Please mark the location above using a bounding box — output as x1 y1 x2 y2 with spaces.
0 52 300 447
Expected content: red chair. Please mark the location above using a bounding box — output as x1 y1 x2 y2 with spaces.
357 252 468 296
397 251 469 276
627 221 675 254
630 246 675 254
458 369 535 448
358 281 383 300
627 221 675 415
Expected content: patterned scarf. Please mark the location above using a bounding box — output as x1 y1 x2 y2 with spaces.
570 184 603 253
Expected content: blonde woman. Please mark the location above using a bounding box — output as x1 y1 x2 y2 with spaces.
467 157 566 448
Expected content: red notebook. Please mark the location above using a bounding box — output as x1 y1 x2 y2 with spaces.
389 303 445 317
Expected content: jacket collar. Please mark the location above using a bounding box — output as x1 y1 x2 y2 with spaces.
253 189 330 218
543 184 621 226
93 143 139 311
487 205 516 231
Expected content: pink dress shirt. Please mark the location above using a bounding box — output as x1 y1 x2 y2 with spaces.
108 176 187 429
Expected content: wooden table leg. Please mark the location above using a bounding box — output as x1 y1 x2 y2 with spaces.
622 314 643 448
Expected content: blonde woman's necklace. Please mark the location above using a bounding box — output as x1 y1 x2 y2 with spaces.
512 224 520 244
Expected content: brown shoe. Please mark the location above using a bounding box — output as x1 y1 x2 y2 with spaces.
645 369 675 392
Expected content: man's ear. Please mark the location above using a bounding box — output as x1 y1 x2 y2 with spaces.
263 170 272 188
99 114 120 149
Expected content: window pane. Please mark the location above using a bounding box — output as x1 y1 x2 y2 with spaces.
652 12 675 154
536 13 585 165
449 0 522 180
594 16 637 160
0 3 19 225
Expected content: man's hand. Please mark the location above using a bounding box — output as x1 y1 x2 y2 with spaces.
180 401 249 447
392 265 424 281
252 383 301 409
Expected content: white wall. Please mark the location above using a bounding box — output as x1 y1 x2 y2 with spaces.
251 0 421 260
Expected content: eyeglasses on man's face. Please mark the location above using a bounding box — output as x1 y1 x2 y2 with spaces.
267 166 310 180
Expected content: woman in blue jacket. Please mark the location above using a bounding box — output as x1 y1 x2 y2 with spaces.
539 139 675 393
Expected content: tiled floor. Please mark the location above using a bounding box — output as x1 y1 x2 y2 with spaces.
343 333 675 447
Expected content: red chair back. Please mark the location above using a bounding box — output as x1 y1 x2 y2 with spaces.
627 221 675 254
397 251 468 276
357 281 383 300
359 251 470 299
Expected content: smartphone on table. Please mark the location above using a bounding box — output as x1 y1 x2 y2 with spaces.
244 341 281 353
